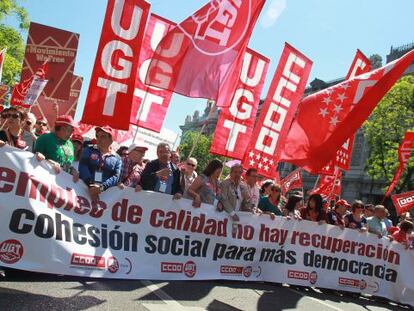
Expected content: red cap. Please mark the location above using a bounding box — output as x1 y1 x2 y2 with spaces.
335 199 350 208
55 115 78 128
71 133 84 144
95 126 115 138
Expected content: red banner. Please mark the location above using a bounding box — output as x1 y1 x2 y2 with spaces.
281 168 302 194
392 190 414 216
32 75 83 128
81 0 150 130
21 22 79 101
241 43 312 178
385 131 414 196
210 48 269 159
146 0 265 107
281 49 414 173
310 168 342 201
130 14 175 133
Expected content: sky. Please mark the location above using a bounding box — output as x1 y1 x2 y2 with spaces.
4 0 414 136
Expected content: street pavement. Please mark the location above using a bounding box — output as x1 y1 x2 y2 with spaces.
0 270 411 311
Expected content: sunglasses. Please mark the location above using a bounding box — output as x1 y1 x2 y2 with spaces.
2 113 20 119
26 121 33 126
36 121 47 126
187 162 196 167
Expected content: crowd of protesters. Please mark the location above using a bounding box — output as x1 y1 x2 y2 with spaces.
0 108 413 280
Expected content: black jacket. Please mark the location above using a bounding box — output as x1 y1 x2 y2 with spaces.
140 159 182 195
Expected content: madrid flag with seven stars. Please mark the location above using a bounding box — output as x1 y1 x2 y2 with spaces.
145 0 265 107
280 49 414 173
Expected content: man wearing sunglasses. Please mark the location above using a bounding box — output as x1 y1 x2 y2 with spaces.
21 112 37 152
0 107 28 150
34 117 49 137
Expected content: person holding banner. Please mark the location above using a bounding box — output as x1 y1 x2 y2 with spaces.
219 164 251 222
366 205 389 238
21 112 37 152
188 159 223 207
326 199 350 229
35 115 77 174
0 107 28 150
258 184 285 219
181 157 198 199
283 192 303 218
78 126 122 201
345 200 367 231
141 143 182 199
119 143 148 191
300 194 326 224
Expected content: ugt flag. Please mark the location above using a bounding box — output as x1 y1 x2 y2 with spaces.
280 49 414 173
145 0 265 107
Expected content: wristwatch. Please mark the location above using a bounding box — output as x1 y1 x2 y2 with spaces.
99 185 105 193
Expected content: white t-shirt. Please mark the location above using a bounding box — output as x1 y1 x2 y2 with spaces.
247 184 260 209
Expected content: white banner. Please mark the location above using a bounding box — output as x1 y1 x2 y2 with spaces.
0 146 413 306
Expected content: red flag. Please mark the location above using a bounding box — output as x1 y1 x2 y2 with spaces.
310 168 342 201
146 0 265 107
281 49 414 173
317 50 371 174
281 168 303 194
334 50 372 171
130 14 175 133
0 48 6 83
392 190 414 216
10 59 48 107
81 0 150 130
241 43 312 178
385 131 414 196
210 48 269 159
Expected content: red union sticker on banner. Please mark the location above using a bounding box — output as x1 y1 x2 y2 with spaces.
242 43 312 178
210 48 270 159
81 0 150 130
130 14 175 133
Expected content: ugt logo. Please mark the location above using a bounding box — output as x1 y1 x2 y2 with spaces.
181 0 251 55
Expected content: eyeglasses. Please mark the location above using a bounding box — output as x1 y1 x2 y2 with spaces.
187 162 196 167
36 121 47 126
26 121 33 126
1 113 20 119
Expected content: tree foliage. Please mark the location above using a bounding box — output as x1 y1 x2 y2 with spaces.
179 131 228 175
0 0 29 87
369 54 383 70
363 75 414 193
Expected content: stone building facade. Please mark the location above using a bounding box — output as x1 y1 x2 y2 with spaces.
180 43 414 203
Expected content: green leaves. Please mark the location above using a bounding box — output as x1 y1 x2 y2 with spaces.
0 1 29 87
363 75 414 193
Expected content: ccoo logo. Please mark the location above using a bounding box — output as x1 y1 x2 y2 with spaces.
0 239 24 264
179 0 252 56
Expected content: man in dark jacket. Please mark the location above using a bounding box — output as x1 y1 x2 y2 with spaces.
141 142 182 199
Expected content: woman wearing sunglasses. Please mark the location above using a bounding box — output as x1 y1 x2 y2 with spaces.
0 107 28 150
258 184 285 219
181 157 198 198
